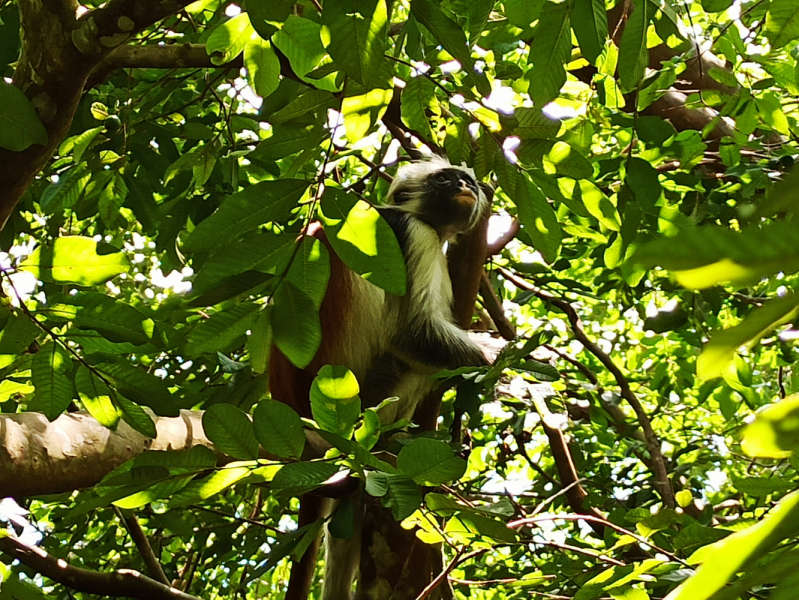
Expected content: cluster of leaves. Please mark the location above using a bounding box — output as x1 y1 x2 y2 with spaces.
1 0 799 598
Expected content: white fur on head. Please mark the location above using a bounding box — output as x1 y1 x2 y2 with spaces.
385 157 487 233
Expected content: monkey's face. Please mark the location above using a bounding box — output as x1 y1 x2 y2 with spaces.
392 166 485 240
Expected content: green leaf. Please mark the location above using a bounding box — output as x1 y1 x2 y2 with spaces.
341 87 393 142
272 15 326 77
75 366 121 429
410 0 489 95
117 394 157 438
618 0 650 92
74 294 155 346
19 236 129 286
396 438 467 485
514 174 562 263
248 307 272 375
504 0 543 28
253 399 305 459
697 292 799 380
245 0 292 39
244 37 280 98
202 404 259 460
544 141 593 179
513 108 562 139
765 0 799 48
32 342 73 421
168 466 251 508
184 179 308 252
742 394 799 458
191 230 293 294
286 236 331 308
572 0 608 64
732 476 796 497
754 166 799 218
271 281 321 369
0 313 40 369
310 365 361 439
626 157 661 210
271 461 341 496
633 220 799 289
402 76 436 143
250 124 327 162
206 13 254 65
186 303 260 357
98 361 179 417
269 89 337 125
526 0 571 108
39 164 91 214
322 0 388 85
319 188 407 295
372 473 423 520
0 80 48 151
665 491 799 600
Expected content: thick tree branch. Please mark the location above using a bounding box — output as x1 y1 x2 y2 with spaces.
0 533 204 600
498 268 676 508
0 410 328 497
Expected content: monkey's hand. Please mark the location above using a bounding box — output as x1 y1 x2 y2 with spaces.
467 332 509 364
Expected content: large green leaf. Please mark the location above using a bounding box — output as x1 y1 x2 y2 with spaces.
697 291 799 380
319 187 407 295
253 400 305 460
74 294 155 347
184 179 308 252
526 0 571 108
665 491 799 600
632 219 799 289
0 80 47 151
514 174 562 263
20 236 130 286
765 0 799 48
202 404 259 460
75 366 121 429
322 0 388 85
168 466 251 508
32 342 74 421
742 394 799 458
618 0 650 92
244 37 280 98
185 303 260 357
271 461 341 496
191 231 293 294
98 361 178 417
396 438 467 485
410 0 490 95
310 365 361 439
271 281 321 369
572 0 608 64
206 13 254 65
286 236 331 308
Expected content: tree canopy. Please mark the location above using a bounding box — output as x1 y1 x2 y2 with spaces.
1 0 799 599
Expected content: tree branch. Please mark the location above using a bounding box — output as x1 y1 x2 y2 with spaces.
479 271 516 341
0 533 205 600
498 268 676 508
115 507 171 586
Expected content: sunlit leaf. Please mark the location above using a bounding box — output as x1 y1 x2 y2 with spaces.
20 237 129 286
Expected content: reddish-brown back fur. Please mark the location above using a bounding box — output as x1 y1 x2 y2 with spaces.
267 224 354 599
268 224 353 418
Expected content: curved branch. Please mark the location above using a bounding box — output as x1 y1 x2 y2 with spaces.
0 533 205 600
498 268 676 508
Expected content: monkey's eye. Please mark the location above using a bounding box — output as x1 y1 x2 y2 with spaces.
433 171 448 183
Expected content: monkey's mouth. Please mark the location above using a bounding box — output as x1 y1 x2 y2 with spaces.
454 190 477 211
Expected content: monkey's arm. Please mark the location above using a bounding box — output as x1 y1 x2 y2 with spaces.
393 317 488 371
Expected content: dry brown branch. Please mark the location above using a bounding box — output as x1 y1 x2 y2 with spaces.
0 532 205 600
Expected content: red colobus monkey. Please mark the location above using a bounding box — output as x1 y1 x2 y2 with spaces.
269 157 490 599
